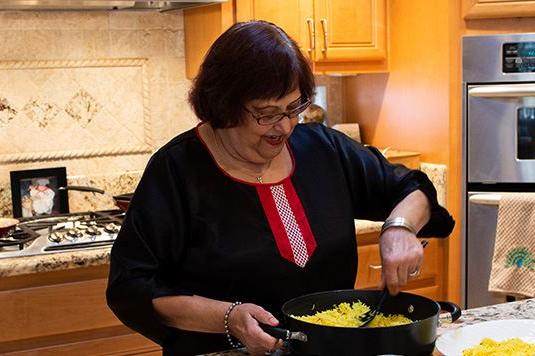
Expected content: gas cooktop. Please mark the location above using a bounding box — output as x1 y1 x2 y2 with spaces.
0 210 124 258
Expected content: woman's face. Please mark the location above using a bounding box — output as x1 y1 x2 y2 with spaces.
226 88 302 164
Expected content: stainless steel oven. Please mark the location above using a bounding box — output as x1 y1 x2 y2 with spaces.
463 33 535 309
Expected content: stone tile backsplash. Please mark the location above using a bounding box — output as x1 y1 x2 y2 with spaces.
0 10 341 217
0 10 193 216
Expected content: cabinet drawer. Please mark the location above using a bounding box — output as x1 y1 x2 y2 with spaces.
355 243 383 289
0 278 117 343
0 268 160 355
355 240 439 290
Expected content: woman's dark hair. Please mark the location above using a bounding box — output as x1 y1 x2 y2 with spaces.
189 20 315 128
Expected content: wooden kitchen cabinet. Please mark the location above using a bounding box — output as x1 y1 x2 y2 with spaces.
237 0 388 74
236 0 314 61
354 230 445 301
463 0 535 19
184 1 235 79
0 265 160 355
184 0 388 79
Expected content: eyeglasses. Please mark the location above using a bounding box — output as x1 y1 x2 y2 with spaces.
244 98 312 126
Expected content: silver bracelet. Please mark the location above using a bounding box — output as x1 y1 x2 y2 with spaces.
224 301 243 348
381 217 417 236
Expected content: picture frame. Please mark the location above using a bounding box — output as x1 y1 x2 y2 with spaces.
10 167 69 218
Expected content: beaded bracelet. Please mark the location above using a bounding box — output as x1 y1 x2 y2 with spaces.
224 301 243 348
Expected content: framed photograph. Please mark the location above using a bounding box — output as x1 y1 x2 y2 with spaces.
10 167 69 218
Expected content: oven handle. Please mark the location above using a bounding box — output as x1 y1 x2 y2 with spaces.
469 84 535 97
469 194 501 206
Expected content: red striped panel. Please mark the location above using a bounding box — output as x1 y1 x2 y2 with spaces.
256 180 316 267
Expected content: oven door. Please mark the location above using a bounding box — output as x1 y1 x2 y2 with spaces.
468 83 535 183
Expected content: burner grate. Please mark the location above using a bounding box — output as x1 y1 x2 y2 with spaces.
0 225 40 250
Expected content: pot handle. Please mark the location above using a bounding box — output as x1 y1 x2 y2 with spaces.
437 301 462 323
258 323 308 342
59 185 106 195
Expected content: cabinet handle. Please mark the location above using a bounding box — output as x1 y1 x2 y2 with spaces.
320 18 328 53
306 18 315 56
368 264 382 270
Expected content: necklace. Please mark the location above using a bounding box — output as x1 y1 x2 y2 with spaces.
211 126 272 183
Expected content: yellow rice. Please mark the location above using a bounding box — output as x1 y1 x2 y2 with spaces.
291 301 412 328
462 338 535 356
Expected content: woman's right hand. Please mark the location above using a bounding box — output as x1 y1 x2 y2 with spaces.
227 303 284 355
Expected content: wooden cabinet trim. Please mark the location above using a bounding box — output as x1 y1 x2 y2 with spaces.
1 326 160 355
463 0 535 19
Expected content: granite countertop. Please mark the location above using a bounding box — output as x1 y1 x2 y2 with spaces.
203 298 535 356
0 247 111 277
0 219 382 277
355 219 383 235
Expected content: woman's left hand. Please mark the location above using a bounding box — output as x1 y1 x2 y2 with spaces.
379 228 423 295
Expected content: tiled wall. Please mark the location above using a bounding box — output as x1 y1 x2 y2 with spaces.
0 10 344 217
0 10 196 216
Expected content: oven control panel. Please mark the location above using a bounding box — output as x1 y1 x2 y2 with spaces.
503 42 535 73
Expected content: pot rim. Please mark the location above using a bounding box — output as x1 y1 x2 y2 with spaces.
281 288 441 330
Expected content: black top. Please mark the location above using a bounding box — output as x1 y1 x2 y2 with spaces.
106 123 454 355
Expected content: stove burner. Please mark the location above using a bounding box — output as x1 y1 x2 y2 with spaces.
0 225 40 250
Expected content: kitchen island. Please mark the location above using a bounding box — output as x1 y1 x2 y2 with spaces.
203 298 535 356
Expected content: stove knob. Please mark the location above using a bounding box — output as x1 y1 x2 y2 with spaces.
66 228 84 239
104 223 120 233
48 232 63 243
86 226 100 235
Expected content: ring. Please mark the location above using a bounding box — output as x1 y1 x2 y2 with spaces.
409 269 420 277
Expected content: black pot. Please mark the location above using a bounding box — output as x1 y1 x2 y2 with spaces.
112 193 134 211
273 289 460 356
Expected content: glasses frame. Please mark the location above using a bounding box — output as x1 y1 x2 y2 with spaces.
244 98 312 126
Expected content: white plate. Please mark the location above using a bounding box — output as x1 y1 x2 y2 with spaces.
436 319 535 356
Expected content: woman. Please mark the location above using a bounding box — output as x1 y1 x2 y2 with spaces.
106 21 454 355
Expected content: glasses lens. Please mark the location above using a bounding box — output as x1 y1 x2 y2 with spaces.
255 98 311 125
258 114 285 125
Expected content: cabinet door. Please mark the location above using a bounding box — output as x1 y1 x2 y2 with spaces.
236 0 314 61
184 2 235 79
463 0 535 19
314 0 386 62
